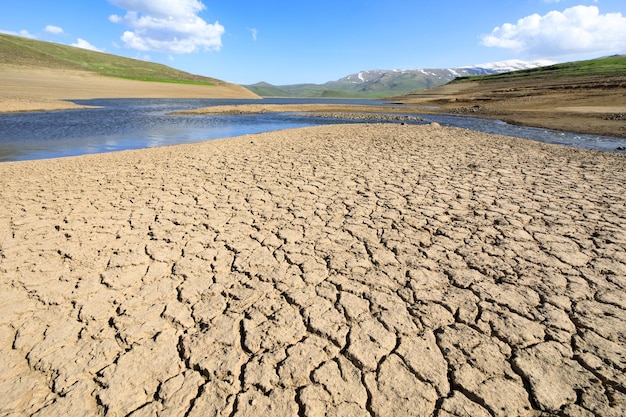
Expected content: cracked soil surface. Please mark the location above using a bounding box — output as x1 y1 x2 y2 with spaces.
1 124 625 416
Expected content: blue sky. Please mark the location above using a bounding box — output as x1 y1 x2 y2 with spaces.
2 0 626 85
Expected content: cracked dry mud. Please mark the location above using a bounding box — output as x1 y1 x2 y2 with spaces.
0 124 625 416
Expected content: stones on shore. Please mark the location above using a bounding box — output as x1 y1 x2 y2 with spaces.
603 112 626 121
1 124 625 416
294 111 425 123
448 105 490 114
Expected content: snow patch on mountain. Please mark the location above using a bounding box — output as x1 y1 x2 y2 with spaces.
246 59 557 98
462 59 555 72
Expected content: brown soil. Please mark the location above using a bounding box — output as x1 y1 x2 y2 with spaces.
0 67 259 112
1 124 625 416
394 74 626 138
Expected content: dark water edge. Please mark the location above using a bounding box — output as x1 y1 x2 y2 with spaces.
0 98 624 162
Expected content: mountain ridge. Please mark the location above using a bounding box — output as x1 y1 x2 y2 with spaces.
246 60 555 98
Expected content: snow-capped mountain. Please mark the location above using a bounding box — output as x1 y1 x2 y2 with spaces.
339 60 555 85
246 60 556 98
461 59 556 73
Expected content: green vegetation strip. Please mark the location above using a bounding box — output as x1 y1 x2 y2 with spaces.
456 55 626 83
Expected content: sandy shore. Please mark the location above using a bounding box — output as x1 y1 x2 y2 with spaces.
1 124 625 416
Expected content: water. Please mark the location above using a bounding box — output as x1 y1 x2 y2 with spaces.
417 113 626 153
0 98 624 162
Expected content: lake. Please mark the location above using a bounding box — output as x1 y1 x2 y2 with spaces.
1 98 624 162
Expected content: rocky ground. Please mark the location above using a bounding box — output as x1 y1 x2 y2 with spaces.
1 124 625 416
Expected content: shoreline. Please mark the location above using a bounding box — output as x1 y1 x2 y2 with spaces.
1 123 624 415
392 75 626 139
2 100 625 164
174 102 626 140
0 97 98 113
3 89 624 140
415 105 626 140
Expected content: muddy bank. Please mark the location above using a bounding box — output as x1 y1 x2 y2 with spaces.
393 74 626 139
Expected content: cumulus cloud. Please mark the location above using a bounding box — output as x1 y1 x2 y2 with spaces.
108 0 224 53
71 38 103 52
481 5 626 58
45 25 64 35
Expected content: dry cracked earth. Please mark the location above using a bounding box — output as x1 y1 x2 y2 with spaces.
0 124 625 416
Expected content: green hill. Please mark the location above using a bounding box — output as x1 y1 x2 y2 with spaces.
246 75 445 99
0 33 222 86
453 55 626 83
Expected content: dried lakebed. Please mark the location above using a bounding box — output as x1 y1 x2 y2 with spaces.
0 124 625 416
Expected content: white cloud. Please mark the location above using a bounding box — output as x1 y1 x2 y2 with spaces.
110 0 206 18
71 38 103 52
45 25 64 35
108 0 224 53
248 27 258 42
481 5 626 58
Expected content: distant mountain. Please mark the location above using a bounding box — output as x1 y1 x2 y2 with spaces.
246 60 554 98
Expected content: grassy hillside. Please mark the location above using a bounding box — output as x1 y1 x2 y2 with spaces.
454 55 626 83
0 33 222 86
245 82 357 98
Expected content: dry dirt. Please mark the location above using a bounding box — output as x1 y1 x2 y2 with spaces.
1 124 625 416
394 74 626 139
0 67 259 112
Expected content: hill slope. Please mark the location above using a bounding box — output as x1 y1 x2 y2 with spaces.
0 33 258 111
393 55 626 138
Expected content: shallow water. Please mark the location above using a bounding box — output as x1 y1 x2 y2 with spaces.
0 98 624 161
419 112 626 154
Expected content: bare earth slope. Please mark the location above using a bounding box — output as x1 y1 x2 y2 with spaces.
0 34 258 112
0 67 258 112
1 124 624 416
394 72 626 138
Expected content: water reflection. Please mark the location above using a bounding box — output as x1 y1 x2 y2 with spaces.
0 98 624 162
